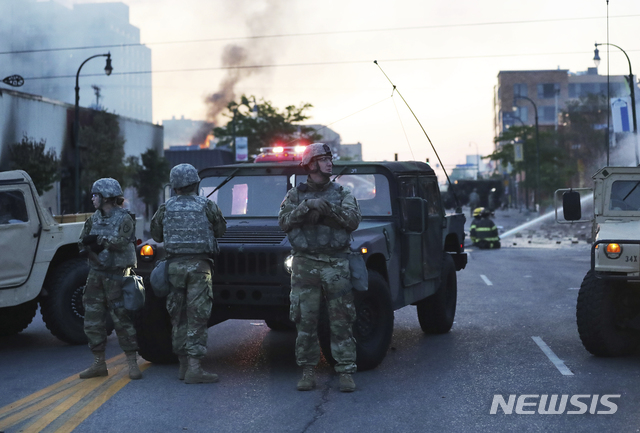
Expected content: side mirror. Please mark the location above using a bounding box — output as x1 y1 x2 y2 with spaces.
562 190 581 221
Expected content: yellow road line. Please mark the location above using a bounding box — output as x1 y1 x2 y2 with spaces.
53 362 150 433
0 354 145 433
20 364 127 433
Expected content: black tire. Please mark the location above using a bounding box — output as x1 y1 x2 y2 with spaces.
134 278 177 364
40 258 90 344
319 270 395 371
0 299 38 337
576 271 640 357
265 319 296 332
416 253 457 334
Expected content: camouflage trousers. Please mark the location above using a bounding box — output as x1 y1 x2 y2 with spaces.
166 258 213 358
290 255 357 374
83 268 137 353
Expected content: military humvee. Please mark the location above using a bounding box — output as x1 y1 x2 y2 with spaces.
136 161 467 370
560 166 640 356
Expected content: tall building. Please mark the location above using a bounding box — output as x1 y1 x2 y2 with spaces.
494 67 632 137
0 0 152 122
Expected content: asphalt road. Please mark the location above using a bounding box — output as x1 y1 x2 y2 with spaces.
3 232 640 432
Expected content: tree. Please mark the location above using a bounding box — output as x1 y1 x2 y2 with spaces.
131 149 170 216
212 95 322 156
9 135 59 195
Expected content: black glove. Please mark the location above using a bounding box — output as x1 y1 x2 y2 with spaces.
306 209 321 225
82 234 98 245
322 214 344 229
89 242 104 254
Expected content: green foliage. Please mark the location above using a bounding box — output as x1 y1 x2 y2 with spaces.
212 95 322 156
79 110 126 190
9 135 59 195
131 149 170 213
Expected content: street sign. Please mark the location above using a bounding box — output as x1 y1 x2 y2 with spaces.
514 143 524 162
611 97 633 133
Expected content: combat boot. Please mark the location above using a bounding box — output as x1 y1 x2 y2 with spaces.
79 351 107 379
339 373 355 393
125 351 142 380
178 355 188 380
184 357 219 384
297 366 316 391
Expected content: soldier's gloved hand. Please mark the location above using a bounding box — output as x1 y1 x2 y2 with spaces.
306 209 321 224
82 234 98 245
306 198 331 215
89 242 104 254
322 215 343 229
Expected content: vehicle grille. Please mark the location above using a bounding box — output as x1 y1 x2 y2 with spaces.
216 251 287 276
218 227 287 245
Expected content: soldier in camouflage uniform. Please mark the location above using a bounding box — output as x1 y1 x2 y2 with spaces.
278 143 362 392
150 163 227 384
78 178 141 380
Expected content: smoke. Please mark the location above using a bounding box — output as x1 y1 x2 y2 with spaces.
202 0 284 124
609 133 640 167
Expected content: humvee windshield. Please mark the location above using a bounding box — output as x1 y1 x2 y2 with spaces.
199 173 392 217
610 180 640 211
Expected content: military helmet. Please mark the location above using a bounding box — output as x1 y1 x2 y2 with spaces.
170 163 200 189
301 143 332 167
91 178 123 198
473 207 485 217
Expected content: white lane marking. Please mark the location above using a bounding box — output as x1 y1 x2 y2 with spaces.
480 275 493 286
568 287 580 290
532 336 574 376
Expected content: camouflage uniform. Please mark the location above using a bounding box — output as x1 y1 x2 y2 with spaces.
79 201 138 353
279 176 362 373
150 184 226 359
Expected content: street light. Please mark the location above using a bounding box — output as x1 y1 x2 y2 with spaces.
74 53 112 213
594 42 638 165
513 95 540 212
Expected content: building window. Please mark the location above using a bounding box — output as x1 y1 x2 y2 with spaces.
514 83 528 97
513 106 528 123
569 82 625 98
537 83 559 99
540 106 557 123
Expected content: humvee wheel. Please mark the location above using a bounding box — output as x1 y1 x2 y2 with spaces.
416 253 457 334
577 271 640 356
40 258 89 345
0 299 37 337
319 270 394 371
135 279 177 364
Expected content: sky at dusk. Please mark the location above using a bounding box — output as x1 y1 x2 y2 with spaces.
63 0 640 178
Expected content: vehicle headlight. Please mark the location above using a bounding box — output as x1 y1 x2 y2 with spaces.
604 243 622 259
284 255 293 274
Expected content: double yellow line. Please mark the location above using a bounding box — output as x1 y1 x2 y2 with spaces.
0 354 150 433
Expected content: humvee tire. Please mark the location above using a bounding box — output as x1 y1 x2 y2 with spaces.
319 270 394 371
577 270 640 356
40 258 89 345
135 279 177 364
0 299 37 337
416 253 457 334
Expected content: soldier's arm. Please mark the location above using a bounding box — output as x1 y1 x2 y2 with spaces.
325 192 362 232
206 200 227 238
78 217 93 250
278 189 308 232
150 204 166 242
101 214 135 251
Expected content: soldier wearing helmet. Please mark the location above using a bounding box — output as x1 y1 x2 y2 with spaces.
77 178 142 380
150 163 227 384
279 143 362 393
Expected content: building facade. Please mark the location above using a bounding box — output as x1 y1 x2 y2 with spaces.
0 0 152 122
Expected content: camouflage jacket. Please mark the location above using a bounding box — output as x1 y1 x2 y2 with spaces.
78 207 137 271
279 176 361 256
150 192 227 257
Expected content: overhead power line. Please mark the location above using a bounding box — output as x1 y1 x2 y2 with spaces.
22 48 640 81
1 14 639 56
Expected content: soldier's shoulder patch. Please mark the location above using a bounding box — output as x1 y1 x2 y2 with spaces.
122 221 133 234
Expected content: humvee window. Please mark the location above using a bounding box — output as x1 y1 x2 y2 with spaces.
200 175 289 217
610 181 640 211
0 191 28 224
